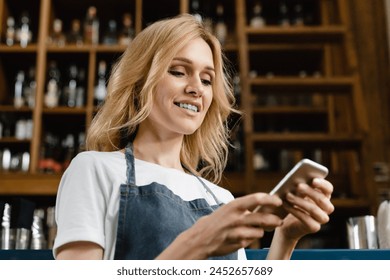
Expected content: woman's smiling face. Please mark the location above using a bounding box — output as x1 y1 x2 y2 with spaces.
142 37 215 138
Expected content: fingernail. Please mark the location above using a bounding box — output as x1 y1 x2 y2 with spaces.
313 178 322 184
286 192 294 201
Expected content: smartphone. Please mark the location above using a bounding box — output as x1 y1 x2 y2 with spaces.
253 158 329 217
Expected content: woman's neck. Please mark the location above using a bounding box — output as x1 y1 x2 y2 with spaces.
132 130 184 171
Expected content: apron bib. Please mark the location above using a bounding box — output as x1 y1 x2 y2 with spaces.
113 143 237 260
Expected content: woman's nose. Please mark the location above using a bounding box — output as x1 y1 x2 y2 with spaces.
185 79 203 97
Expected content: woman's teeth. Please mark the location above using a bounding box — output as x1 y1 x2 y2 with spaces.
176 102 198 112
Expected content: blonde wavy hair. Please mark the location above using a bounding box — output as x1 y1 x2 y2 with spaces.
86 14 238 183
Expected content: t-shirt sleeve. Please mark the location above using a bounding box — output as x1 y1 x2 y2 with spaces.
52 152 108 258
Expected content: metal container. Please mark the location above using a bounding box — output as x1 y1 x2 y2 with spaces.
1 203 15 249
346 215 378 249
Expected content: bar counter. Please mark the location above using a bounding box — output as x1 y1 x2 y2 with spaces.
1 249 390 260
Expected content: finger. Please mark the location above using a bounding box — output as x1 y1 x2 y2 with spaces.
226 225 265 242
244 211 283 228
311 178 334 198
285 193 330 224
283 202 322 233
295 184 335 214
231 192 283 212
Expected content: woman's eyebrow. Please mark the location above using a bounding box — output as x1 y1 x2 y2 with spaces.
172 57 215 72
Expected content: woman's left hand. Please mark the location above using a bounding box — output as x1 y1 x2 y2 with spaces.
278 178 335 242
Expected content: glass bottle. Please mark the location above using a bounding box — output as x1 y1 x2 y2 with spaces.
84 6 99 45
214 3 227 45
23 67 37 108
118 13 134 46
75 68 86 108
14 71 25 108
44 61 61 108
250 1 266 28
17 12 32 47
48 18 66 47
5 17 15 46
191 0 202 22
62 64 78 107
62 134 75 170
102 20 118 45
94 60 107 106
278 0 290 27
291 1 304 26
67 19 83 46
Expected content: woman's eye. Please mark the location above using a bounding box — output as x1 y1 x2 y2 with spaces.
202 79 212 86
168 70 184 77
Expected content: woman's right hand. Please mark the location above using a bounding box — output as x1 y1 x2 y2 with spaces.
156 193 283 259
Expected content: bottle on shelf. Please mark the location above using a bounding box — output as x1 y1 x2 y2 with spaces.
48 18 66 47
62 134 75 170
62 64 78 107
75 68 86 108
253 149 269 171
21 151 30 172
15 119 28 139
5 17 16 46
77 132 86 154
14 71 25 108
190 0 202 22
118 13 134 46
291 1 305 26
250 0 266 28
44 61 61 108
23 67 37 109
214 3 228 46
278 0 290 27
39 133 62 174
94 60 107 106
16 11 33 47
67 19 83 46
102 20 118 45
84 6 100 45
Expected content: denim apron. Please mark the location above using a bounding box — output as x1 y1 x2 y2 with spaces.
113 143 238 260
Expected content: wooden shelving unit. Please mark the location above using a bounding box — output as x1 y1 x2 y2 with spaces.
0 0 384 248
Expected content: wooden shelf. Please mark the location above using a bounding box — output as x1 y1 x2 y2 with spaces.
248 43 324 51
252 106 327 114
245 25 346 37
0 105 33 112
0 137 31 143
0 44 38 52
251 133 363 144
0 173 61 195
250 77 354 91
46 44 127 53
42 107 87 114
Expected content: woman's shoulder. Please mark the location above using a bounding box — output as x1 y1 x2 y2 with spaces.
71 150 124 165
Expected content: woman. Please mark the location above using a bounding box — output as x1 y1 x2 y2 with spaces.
53 14 334 260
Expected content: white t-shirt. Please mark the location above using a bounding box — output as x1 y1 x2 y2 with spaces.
53 151 247 260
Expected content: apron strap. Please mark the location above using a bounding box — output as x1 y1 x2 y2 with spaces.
125 142 136 185
182 164 222 205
